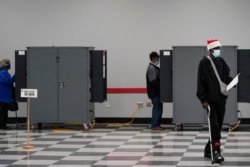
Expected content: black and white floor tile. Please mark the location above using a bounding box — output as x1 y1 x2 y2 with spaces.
0 124 249 167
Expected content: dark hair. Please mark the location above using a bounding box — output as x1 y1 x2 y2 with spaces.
0 59 10 69
149 51 159 60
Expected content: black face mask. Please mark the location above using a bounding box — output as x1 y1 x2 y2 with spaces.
5 65 10 70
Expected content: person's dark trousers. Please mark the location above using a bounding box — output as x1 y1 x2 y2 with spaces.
205 102 226 154
151 95 163 128
0 102 9 128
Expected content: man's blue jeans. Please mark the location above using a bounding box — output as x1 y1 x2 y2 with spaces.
151 95 163 128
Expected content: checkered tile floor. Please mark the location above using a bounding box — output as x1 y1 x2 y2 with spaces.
0 124 250 166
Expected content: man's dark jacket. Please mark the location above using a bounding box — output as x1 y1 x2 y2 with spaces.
146 63 160 98
197 56 233 105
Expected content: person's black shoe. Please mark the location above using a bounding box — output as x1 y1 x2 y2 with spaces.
213 150 224 163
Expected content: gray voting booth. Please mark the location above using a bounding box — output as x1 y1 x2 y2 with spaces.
15 47 107 129
161 46 238 130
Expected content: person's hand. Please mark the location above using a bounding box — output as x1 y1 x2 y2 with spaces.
202 103 209 109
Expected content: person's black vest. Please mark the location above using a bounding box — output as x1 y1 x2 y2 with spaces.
146 65 160 98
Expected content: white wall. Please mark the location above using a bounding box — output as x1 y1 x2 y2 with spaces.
1 0 250 119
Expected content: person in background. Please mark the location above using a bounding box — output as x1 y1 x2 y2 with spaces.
146 51 164 130
196 39 233 163
0 59 15 130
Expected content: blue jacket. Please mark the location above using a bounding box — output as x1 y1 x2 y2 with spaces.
0 69 15 103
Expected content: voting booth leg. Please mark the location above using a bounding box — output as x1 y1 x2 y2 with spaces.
23 97 35 150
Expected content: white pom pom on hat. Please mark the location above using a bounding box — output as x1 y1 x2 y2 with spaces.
207 39 221 51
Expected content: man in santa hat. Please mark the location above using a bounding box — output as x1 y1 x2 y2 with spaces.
196 39 233 163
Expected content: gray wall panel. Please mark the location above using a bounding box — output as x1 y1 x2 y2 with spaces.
27 47 95 124
27 47 58 122
58 47 91 122
173 46 205 124
221 46 238 123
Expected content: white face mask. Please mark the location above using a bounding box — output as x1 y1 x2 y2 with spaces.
154 61 160 68
154 61 159 66
213 49 221 57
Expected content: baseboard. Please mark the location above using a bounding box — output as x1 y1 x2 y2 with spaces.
7 117 250 124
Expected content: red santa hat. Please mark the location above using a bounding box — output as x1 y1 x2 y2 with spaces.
207 39 221 51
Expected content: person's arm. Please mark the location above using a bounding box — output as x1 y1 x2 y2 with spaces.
225 62 233 85
0 71 15 85
196 62 208 108
147 66 159 89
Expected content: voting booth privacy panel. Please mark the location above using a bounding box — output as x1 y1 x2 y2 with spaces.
237 49 250 103
15 47 107 125
161 46 238 127
15 46 248 127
